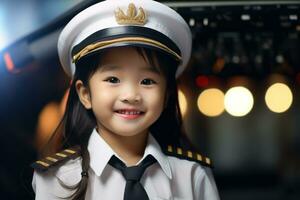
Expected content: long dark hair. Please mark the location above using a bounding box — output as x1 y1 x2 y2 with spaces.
47 46 183 199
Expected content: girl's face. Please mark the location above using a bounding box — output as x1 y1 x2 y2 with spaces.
76 47 167 138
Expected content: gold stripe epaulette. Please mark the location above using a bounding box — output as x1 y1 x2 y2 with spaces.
164 145 213 168
31 146 81 172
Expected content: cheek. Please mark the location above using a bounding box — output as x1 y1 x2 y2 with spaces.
143 88 166 108
98 90 114 100
90 85 116 106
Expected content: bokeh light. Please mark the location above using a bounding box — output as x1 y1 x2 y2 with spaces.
196 75 209 88
224 86 254 117
36 102 61 150
197 88 225 117
3 52 14 72
178 89 187 117
35 89 69 151
265 83 293 113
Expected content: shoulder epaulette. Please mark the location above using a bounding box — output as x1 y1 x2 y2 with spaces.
164 145 213 168
31 146 81 172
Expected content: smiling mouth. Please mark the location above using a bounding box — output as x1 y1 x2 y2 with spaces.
115 109 145 119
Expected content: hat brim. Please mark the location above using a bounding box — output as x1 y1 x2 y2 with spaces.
71 26 182 64
75 42 181 67
73 37 182 64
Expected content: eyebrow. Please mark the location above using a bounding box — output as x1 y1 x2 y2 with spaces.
142 66 161 74
99 64 121 72
99 64 161 74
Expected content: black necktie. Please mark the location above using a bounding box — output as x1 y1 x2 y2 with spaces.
108 155 157 200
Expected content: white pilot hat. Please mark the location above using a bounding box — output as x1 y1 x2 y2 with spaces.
58 0 192 78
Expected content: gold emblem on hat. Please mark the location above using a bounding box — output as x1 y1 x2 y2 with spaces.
115 3 147 25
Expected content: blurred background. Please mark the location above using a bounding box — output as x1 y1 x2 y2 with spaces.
0 0 299 199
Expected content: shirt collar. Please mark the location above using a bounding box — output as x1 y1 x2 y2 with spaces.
88 129 115 177
142 133 172 179
88 128 172 179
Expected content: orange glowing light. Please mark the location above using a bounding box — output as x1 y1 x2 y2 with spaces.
3 52 14 72
36 102 61 150
213 57 225 73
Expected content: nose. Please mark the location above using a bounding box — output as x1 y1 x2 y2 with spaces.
120 84 142 104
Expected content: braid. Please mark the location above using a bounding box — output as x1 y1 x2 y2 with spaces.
70 145 90 200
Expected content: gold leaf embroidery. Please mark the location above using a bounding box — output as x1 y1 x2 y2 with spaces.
115 3 147 25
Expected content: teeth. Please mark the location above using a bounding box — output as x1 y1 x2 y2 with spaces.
118 110 141 115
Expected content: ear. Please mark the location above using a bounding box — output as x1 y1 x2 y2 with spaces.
75 80 92 109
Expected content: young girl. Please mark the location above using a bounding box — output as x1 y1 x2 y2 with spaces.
32 0 220 199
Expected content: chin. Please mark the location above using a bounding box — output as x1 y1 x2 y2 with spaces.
111 127 149 137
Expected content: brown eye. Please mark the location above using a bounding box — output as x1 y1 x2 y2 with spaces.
141 78 157 85
104 77 120 83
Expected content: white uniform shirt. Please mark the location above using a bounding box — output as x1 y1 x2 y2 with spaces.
33 129 220 200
